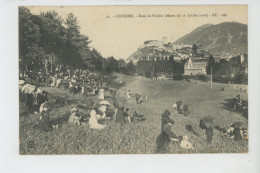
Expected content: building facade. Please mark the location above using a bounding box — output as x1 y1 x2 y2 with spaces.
184 57 208 75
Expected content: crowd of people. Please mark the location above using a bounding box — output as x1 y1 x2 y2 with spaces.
19 64 149 133
19 64 248 153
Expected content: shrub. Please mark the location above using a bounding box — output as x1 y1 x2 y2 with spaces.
213 75 231 84
145 72 151 78
233 72 248 84
173 74 184 81
198 74 208 82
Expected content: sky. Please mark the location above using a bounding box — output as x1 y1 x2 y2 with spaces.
28 5 247 59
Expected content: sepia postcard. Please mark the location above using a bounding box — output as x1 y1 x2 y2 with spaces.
19 5 248 155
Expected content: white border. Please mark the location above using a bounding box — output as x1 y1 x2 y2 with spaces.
0 1 260 173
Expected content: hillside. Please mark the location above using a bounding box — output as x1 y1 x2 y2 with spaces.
127 46 174 62
174 22 248 57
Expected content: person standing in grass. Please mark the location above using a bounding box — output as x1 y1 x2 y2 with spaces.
199 116 214 144
115 100 124 123
39 103 51 132
156 110 180 153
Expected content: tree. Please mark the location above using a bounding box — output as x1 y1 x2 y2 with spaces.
91 48 103 71
105 56 119 73
207 54 215 74
19 7 107 75
65 13 80 41
19 7 42 75
38 11 65 55
217 59 231 77
63 13 86 68
233 72 248 84
126 61 135 75
36 11 67 73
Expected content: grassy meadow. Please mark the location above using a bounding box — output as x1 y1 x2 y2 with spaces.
19 73 248 154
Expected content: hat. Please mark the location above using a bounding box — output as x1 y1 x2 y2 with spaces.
176 101 183 106
162 110 171 118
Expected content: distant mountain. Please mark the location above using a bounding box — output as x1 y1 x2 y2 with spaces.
127 22 247 61
174 22 248 57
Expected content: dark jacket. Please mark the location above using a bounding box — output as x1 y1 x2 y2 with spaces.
116 108 124 123
40 110 50 132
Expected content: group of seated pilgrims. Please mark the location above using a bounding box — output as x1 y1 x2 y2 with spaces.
19 65 146 132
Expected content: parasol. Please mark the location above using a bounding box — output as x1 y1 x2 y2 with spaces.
21 84 36 94
99 100 110 106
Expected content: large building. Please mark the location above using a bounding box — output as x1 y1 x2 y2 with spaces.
184 57 208 75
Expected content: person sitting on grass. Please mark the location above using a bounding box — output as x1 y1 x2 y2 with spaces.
156 110 181 153
89 109 106 130
126 90 131 99
135 94 143 104
176 101 183 114
180 136 195 150
98 88 105 100
69 108 81 125
132 111 146 122
226 122 247 141
183 104 190 117
123 108 131 123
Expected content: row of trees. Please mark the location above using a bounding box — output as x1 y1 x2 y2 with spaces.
19 7 138 74
136 56 186 77
20 7 88 74
19 7 131 76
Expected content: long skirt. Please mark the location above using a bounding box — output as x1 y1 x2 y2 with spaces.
116 109 124 123
40 112 50 132
155 133 171 153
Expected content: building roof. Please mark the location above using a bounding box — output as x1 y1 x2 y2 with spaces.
190 57 208 63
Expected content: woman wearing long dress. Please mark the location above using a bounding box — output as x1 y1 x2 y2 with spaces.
39 103 51 132
89 110 106 130
98 89 105 100
156 110 178 153
126 91 130 98
116 107 124 123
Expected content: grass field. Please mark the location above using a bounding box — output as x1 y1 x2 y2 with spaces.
19 73 248 154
